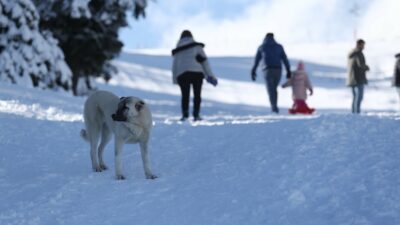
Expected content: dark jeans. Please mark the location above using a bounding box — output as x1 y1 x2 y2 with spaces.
178 72 204 118
263 68 282 112
351 84 364 114
397 87 400 103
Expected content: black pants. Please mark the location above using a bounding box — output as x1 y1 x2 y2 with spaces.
263 68 282 112
178 72 204 118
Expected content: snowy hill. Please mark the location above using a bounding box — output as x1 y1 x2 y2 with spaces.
1 53 400 225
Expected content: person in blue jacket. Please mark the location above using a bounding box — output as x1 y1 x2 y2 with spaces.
251 33 291 113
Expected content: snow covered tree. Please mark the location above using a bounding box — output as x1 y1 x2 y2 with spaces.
33 0 147 95
0 0 72 90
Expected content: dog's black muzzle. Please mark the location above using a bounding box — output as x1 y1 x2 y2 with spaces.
112 97 129 122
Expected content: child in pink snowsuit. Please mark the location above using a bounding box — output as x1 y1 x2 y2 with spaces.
282 61 315 114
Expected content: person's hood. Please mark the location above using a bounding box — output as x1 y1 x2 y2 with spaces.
263 36 277 45
171 37 205 55
297 61 305 71
176 37 196 47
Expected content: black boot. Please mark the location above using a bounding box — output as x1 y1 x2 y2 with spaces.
193 116 203 121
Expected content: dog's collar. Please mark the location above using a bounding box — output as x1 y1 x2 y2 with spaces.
112 113 127 122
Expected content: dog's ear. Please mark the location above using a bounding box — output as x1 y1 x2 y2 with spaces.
135 100 145 111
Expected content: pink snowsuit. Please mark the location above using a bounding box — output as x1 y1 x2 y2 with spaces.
282 62 315 114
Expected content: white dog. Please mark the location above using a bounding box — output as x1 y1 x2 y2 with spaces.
80 90 157 180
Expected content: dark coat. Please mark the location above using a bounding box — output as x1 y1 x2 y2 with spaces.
252 36 291 77
347 48 369 86
394 55 400 87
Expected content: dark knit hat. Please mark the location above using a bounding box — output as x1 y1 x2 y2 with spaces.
266 33 274 38
180 30 193 39
356 39 365 45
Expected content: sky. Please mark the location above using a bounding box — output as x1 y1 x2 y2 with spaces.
120 0 255 50
119 0 400 56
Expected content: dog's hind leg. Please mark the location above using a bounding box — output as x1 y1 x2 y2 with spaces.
89 125 102 172
139 140 157 179
98 123 111 170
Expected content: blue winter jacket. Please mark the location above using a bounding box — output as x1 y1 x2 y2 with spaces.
252 36 291 78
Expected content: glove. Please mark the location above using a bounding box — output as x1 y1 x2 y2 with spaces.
286 71 292 79
206 76 218 86
251 70 256 81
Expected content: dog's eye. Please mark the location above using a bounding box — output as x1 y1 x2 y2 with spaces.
135 102 144 111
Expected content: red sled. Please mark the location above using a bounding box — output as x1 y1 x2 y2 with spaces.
289 99 315 115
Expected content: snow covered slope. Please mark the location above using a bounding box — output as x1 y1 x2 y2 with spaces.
1 53 400 225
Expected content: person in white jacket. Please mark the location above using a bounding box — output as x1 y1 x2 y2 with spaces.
172 30 217 121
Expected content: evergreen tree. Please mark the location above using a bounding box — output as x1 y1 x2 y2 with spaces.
0 0 72 90
34 0 147 95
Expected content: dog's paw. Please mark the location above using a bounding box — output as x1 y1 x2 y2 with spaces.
100 164 108 171
146 174 158 179
93 166 103 172
116 174 126 180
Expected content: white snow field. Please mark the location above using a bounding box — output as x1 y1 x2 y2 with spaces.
1 52 400 225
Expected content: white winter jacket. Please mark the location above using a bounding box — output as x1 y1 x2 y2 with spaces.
172 37 215 84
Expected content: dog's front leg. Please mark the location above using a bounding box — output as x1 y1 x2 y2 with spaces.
139 140 157 179
115 138 125 180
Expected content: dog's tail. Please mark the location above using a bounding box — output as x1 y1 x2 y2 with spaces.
80 129 89 142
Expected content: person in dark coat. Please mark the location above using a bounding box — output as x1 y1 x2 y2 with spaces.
171 30 218 121
251 33 291 113
347 39 369 114
393 53 400 103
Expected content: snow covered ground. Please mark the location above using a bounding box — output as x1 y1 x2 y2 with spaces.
1 52 400 225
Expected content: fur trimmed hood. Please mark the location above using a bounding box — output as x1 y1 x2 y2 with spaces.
171 37 204 56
